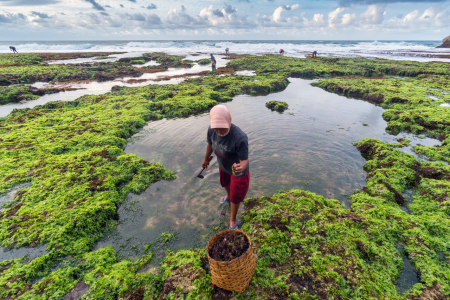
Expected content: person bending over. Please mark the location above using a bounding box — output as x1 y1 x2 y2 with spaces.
312 50 317 58
279 49 284 55
9 46 18 53
202 105 250 230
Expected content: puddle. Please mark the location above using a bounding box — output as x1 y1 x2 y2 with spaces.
93 78 435 261
0 182 31 211
400 189 415 214
440 103 450 107
235 70 257 76
0 55 230 118
426 95 439 100
395 243 419 294
0 243 48 262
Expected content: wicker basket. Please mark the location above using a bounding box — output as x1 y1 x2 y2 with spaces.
206 229 256 293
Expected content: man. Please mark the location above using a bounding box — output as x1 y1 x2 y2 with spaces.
225 48 229 55
9 46 18 54
210 53 216 70
202 105 250 230
312 50 317 58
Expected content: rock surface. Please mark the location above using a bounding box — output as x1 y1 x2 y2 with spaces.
436 35 450 48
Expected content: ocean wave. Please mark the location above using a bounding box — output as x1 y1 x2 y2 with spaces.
0 40 448 61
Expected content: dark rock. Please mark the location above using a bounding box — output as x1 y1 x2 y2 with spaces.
436 35 450 48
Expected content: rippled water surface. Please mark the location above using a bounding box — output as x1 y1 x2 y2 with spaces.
93 78 440 261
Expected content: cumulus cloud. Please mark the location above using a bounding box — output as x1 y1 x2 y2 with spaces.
419 7 437 21
31 11 50 18
328 7 356 26
360 4 385 24
339 0 447 6
83 0 105 11
120 12 146 21
435 9 450 27
144 4 156 9
213 9 224 17
303 13 326 27
0 12 26 23
224 5 237 14
0 0 59 5
272 4 300 22
143 13 163 28
161 5 256 29
79 12 122 27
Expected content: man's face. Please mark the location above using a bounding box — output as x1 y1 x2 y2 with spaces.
213 128 229 137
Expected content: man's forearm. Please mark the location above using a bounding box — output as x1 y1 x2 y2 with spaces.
205 144 213 160
239 159 249 171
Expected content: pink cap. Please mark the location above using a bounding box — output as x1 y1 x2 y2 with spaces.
209 105 232 129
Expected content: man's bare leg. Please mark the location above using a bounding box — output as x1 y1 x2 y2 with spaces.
223 186 230 201
230 202 239 228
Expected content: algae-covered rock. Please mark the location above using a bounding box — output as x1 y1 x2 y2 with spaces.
265 100 289 112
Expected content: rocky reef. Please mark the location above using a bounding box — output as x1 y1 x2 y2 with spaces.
437 36 450 48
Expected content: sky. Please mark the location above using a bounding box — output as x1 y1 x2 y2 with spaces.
0 0 449 40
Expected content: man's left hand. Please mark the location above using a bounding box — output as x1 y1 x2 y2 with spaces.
233 163 243 176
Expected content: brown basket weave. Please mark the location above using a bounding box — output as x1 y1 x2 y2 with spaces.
206 229 256 293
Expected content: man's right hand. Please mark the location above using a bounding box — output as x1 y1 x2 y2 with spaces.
202 155 213 169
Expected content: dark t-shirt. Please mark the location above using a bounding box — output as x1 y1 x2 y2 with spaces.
206 124 249 177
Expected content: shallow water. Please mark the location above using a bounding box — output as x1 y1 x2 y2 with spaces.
0 54 227 118
0 182 31 211
93 78 441 261
395 243 419 294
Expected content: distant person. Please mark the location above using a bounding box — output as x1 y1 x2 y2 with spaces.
279 49 284 55
210 53 216 70
225 47 229 55
312 51 317 58
9 46 18 54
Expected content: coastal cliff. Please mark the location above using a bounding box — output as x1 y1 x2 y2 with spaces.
437 35 450 48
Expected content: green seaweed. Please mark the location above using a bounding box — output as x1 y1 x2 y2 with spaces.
265 100 289 112
197 59 211 65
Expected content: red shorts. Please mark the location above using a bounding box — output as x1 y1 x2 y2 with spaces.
219 168 250 204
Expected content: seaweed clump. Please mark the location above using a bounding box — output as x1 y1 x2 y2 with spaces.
208 231 249 261
265 100 289 112
0 85 79 105
198 58 211 65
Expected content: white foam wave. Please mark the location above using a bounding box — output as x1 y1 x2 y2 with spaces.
0 40 449 61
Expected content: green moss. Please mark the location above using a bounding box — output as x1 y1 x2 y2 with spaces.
0 52 122 67
265 100 289 112
94 56 115 60
0 61 142 86
160 249 213 300
197 59 211 65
